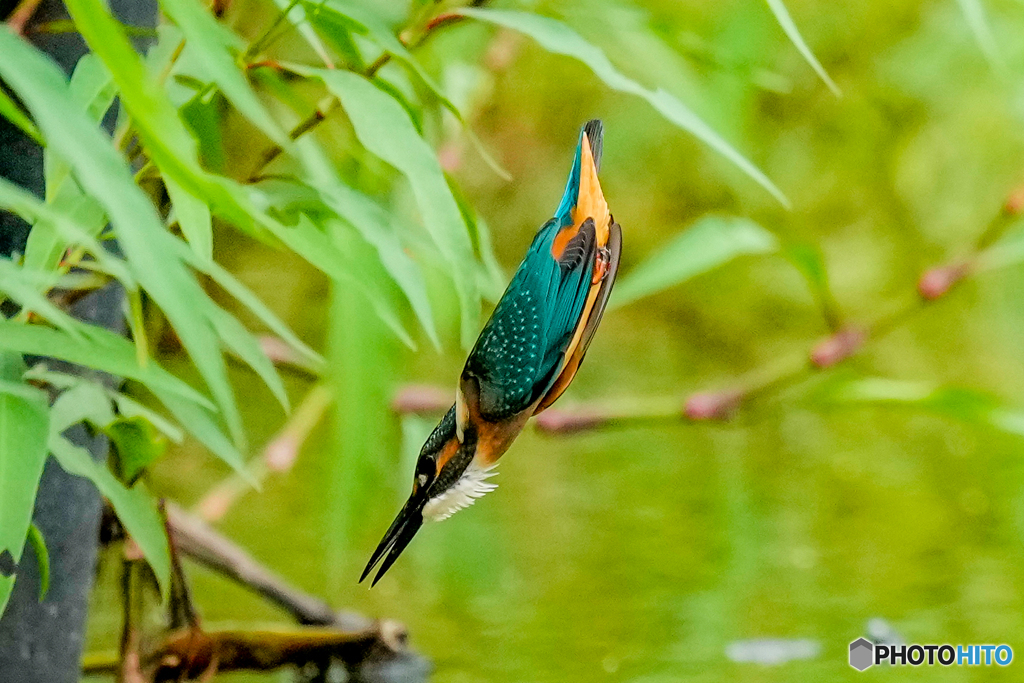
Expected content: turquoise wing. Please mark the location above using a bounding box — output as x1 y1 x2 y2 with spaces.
463 219 598 421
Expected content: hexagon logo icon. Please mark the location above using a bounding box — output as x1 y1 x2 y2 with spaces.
849 638 874 671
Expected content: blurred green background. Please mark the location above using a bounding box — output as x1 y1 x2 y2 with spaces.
83 0 1024 679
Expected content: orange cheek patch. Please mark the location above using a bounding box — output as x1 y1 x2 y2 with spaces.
434 439 460 476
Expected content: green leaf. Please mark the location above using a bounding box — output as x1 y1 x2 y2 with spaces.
106 416 168 484
25 525 49 601
783 242 840 327
457 8 788 207
0 576 12 617
0 380 50 618
269 0 336 68
166 176 213 263
159 0 289 145
817 377 1024 439
24 367 234 475
176 243 322 369
300 1 510 178
55 0 226 220
955 0 1002 71
0 319 212 409
763 0 840 96
209 304 290 411
52 0 405 358
450 182 506 302
0 575 11 617
49 0 408 359
179 89 227 173
156 391 250 478
0 84 43 144
977 222 1024 273
0 177 131 286
275 213 414 348
0 351 27 382
305 68 479 346
49 380 115 433
0 27 244 448
35 54 117 273
68 53 118 123
306 0 457 113
611 216 779 308
294 139 440 348
49 434 170 596
108 391 184 444
24 192 108 275
0 259 83 336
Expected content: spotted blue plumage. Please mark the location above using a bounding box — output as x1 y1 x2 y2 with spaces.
361 119 620 588
462 121 605 420
464 221 597 419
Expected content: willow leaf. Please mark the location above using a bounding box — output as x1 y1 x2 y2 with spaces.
308 68 478 346
0 26 244 447
457 8 788 207
0 86 43 144
612 216 778 308
0 319 212 409
0 381 49 618
160 0 289 145
764 0 840 96
50 435 170 597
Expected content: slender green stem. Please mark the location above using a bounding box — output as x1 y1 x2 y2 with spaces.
450 193 1021 433
126 287 149 368
244 0 302 60
245 2 485 181
156 38 187 87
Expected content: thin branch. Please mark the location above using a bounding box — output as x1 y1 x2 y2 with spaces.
5 0 45 35
392 187 1024 433
194 382 331 521
165 502 363 629
246 4 483 181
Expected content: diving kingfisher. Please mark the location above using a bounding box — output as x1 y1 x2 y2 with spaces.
361 120 622 586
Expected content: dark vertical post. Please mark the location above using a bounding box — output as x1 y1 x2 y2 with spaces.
0 2 155 680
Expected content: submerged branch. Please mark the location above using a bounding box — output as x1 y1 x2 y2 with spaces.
84 503 429 681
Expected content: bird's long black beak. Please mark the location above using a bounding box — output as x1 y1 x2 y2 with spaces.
360 494 426 587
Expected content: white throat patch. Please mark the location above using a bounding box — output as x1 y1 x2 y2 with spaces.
423 462 498 521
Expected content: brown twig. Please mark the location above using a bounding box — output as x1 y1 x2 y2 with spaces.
391 184 1024 432
5 0 45 35
165 502 361 628
391 384 452 415
246 3 485 182
92 503 425 680
194 383 331 522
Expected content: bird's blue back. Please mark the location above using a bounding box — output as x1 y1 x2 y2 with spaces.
464 123 603 420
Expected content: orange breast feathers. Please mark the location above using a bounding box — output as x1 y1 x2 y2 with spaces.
550 130 611 260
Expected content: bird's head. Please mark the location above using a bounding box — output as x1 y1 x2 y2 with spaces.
361 406 492 586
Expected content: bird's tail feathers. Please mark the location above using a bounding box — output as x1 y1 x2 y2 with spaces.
582 119 603 172
554 119 605 224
